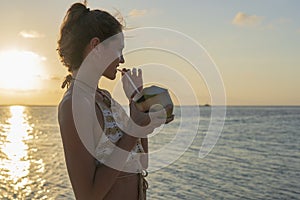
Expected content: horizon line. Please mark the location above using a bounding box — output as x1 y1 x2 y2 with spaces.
1 104 300 107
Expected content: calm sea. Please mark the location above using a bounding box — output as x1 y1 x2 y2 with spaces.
0 106 299 199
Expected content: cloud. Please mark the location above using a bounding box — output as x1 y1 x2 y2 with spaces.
49 76 62 81
35 75 62 81
232 12 263 27
128 9 147 17
19 30 45 39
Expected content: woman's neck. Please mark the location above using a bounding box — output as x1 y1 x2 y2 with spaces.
71 70 101 90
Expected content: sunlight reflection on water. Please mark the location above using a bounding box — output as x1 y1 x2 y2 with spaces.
0 106 73 199
0 106 42 198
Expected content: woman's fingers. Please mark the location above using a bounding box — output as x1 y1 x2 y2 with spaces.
138 68 142 78
121 67 142 78
165 114 175 124
148 104 174 124
132 68 137 77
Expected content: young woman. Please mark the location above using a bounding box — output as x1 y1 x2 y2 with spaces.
57 3 172 200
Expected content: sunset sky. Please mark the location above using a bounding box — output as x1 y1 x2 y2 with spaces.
0 0 299 106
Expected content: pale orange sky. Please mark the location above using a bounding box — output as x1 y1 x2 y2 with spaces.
0 0 299 106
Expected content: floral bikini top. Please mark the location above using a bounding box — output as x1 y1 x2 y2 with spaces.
94 89 145 173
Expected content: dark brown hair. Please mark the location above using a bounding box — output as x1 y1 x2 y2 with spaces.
57 3 123 72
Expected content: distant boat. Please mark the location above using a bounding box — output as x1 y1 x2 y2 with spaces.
199 104 211 107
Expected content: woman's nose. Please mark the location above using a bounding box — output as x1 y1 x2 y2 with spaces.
119 55 125 64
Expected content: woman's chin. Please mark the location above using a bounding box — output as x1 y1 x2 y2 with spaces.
103 73 116 80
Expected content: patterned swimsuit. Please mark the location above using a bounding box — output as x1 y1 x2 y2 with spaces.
94 89 145 173
94 89 148 200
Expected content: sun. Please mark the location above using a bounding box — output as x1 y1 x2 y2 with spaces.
0 49 46 91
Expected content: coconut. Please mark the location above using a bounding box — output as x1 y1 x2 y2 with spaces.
133 85 174 118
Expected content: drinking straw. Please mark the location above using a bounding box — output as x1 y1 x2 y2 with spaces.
117 69 141 95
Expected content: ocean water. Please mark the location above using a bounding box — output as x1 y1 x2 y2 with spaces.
0 105 299 199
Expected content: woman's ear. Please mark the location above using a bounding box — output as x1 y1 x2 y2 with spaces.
83 37 101 59
90 37 100 49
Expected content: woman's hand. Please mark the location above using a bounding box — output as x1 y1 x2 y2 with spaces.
127 101 173 138
120 68 143 100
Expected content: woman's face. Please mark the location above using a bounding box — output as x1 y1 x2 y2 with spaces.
102 33 125 80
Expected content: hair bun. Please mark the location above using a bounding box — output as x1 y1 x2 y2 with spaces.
69 2 87 12
65 3 89 26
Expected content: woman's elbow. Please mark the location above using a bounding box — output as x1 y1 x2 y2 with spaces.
140 154 149 169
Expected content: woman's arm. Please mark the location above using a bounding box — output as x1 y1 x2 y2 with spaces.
140 138 149 169
58 98 138 200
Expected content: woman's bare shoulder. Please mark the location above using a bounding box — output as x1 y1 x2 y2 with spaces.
58 92 73 122
58 90 95 129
